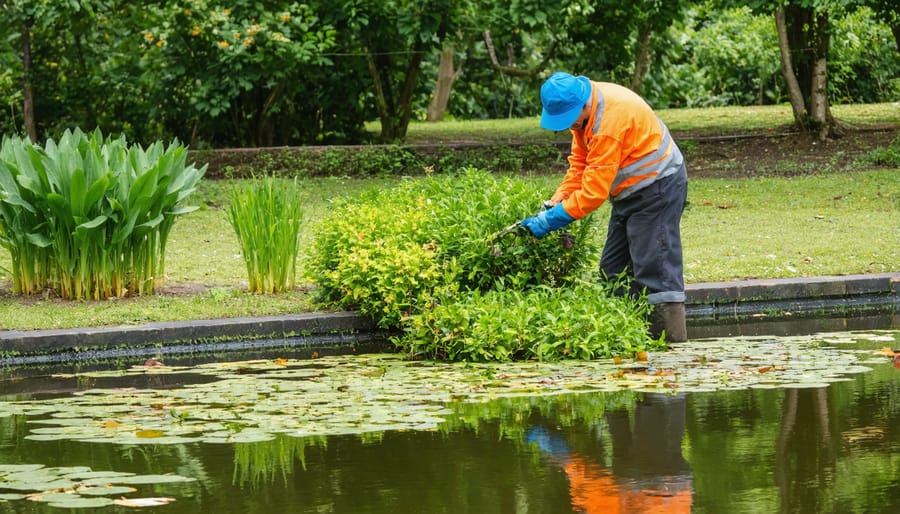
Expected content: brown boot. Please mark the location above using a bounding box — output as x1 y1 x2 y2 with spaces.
649 302 688 342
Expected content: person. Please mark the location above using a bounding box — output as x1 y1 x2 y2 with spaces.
520 71 689 342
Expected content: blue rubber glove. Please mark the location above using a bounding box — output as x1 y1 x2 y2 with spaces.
521 203 575 239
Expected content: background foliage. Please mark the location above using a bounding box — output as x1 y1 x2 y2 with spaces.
1 0 896 146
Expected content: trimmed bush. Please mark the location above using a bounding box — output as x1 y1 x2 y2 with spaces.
306 168 662 361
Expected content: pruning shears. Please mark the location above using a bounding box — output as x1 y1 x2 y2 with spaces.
487 221 525 256
488 221 524 241
487 200 555 256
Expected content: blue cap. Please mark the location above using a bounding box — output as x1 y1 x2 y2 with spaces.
540 72 591 131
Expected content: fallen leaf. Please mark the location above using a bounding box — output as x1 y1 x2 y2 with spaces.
135 430 165 439
636 351 649 362
717 204 731 209
102 420 123 428
113 497 176 507
275 358 288 366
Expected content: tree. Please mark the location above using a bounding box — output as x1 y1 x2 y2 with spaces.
865 0 899 51
564 0 690 93
732 0 867 139
139 1 339 147
335 0 456 141
0 0 75 141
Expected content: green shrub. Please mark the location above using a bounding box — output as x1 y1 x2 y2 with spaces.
194 142 565 179
0 128 205 300
400 280 656 361
860 136 900 167
229 176 303 294
307 168 659 361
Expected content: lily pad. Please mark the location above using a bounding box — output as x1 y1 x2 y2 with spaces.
0 463 194 509
2 331 895 443
110 474 197 485
76 485 138 496
46 497 114 509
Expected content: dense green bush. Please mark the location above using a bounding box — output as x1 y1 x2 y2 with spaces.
401 280 653 361
306 168 662 362
198 143 564 179
0 129 205 299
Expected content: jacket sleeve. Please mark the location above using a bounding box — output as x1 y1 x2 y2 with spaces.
559 133 621 219
552 134 587 203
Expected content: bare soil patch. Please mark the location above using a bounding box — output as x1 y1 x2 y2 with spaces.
673 126 898 178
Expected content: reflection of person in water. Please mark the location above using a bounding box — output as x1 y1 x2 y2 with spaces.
528 393 693 513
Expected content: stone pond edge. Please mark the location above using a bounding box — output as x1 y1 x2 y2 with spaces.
0 272 897 364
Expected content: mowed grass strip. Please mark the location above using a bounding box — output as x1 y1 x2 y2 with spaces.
0 168 896 331
2 102 898 330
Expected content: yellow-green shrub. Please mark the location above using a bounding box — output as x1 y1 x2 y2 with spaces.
306 168 660 360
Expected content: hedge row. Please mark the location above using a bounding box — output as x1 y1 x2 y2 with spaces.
191 142 569 179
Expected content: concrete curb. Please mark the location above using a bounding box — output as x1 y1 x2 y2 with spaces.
686 272 900 323
1 273 897 365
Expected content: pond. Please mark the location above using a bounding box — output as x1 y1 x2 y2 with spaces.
0 327 897 513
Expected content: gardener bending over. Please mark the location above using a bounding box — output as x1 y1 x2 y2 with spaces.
521 72 689 342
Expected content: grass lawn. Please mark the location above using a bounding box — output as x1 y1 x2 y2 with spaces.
1 103 898 331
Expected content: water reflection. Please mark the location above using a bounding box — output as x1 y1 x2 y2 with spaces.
529 394 693 513
0 331 896 513
776 387 833 513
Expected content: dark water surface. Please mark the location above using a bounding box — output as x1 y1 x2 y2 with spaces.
0 329 897 513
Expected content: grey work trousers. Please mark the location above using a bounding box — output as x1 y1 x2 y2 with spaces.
599 164 688 304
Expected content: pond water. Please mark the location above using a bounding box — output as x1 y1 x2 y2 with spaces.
0 327 897 513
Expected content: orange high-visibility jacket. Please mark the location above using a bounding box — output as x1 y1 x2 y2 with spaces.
555 81 684 219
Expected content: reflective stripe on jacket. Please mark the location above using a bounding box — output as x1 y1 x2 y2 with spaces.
557 81 684 219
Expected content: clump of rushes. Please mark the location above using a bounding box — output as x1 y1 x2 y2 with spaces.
0 128 205 300
307 168 663 362
229 176 303 293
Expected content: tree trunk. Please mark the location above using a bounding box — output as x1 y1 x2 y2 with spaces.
364 48 396 141
893 25 900 54
809 12 831 140
778 6 835 140
395 41 426 140
775 8 806 125
21 22 37 142
427 44 462 122
630 24 653 93
364 41 425 142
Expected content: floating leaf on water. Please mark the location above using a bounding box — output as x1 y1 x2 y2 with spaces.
0 479 77 492
63 471 136 481
76 485 137 496
113 497 176 507
110 474 196 485
135 429 166 438
27 492 78 503
47 497 115 509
